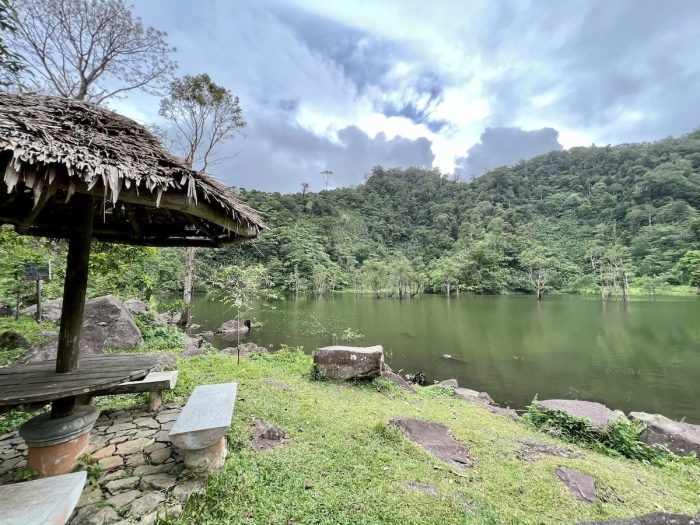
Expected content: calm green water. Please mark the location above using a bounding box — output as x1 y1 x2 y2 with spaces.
188 294 700 423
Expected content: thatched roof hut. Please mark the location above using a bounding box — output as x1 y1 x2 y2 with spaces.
0 91 265 246
0 92 267 420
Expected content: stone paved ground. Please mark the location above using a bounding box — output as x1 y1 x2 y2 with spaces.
0 403 205 525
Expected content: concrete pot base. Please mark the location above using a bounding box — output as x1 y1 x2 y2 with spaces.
183 436 227 472
19 405 100 477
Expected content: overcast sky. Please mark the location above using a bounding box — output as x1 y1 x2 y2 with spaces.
115 0 700 193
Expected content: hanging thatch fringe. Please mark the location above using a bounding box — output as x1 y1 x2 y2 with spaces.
0 92 265 244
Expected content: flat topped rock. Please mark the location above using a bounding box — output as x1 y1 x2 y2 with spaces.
555 466 596 503
578 512 700 524
454 387 494 406
313 345 384 381
169 382 237 450
389 416 471 468
537 399 621 431
629 412 700 457
0 471 86 525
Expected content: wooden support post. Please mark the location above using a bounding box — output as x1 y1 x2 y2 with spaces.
52 194 94 418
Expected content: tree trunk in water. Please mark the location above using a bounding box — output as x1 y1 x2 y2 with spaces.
445 281 450 297
179 247 196 326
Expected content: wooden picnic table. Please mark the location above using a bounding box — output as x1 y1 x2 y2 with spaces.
0 354 161 411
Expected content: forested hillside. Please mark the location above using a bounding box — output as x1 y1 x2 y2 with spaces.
2 130 700 307
219 129 700 298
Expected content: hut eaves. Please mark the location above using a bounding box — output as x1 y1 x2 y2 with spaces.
0 92 265 247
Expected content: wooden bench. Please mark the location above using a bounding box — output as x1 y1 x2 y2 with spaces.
0 471 86 525
168 382 237 472
89 370 178 410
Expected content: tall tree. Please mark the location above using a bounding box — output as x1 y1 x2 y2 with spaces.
320 170 333 191
159 73 246 325
300 181 310 199
11 0 175 103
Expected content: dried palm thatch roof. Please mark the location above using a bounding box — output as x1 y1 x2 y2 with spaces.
0 91 265 246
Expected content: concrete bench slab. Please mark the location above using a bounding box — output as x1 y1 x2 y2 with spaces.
91 371 178 410
0 471 86 525
168 383 237 472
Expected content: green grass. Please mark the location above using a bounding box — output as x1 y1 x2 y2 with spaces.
150 349 700 525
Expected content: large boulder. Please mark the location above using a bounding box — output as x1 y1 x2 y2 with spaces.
217 319 250 334
21 298 63 322
21 295 143 363
537 399 625 431
313 345 384 380
124 299 149 315
0 331 30 350
629 412 700 457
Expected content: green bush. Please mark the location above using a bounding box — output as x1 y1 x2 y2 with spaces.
524 399 698 466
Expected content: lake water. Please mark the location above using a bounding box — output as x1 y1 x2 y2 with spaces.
188 293 700 423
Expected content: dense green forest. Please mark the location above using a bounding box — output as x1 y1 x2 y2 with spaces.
2 129 700 309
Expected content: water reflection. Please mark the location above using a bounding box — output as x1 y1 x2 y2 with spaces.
188 294 700 423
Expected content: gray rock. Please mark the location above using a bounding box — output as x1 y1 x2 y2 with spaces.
577 512 699 524
516 440 585 461
197 330 215 343
133 463 173 477
129 492 166 517
22 295 143 363
555 466 596 503
72 505 122 525
106 489 140 509
104 476 140 494
537 399 624 431
124 299 149 314
21 298 63 322
251 420 287 451
221 342 268 358
313 345 384 380
389 416 471 468
0 331 30 350
380 364 417 393
149 447 171 464
487 405 521 421
217 319 250 334
140 473 177 491
438 379 459 389
629 412 700 457
454 387 494 406
181 335 204 357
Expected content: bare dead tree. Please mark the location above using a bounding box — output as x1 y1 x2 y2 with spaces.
159 73 246 326
11 0 176 103
300 181 310 198
320 170 333 191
